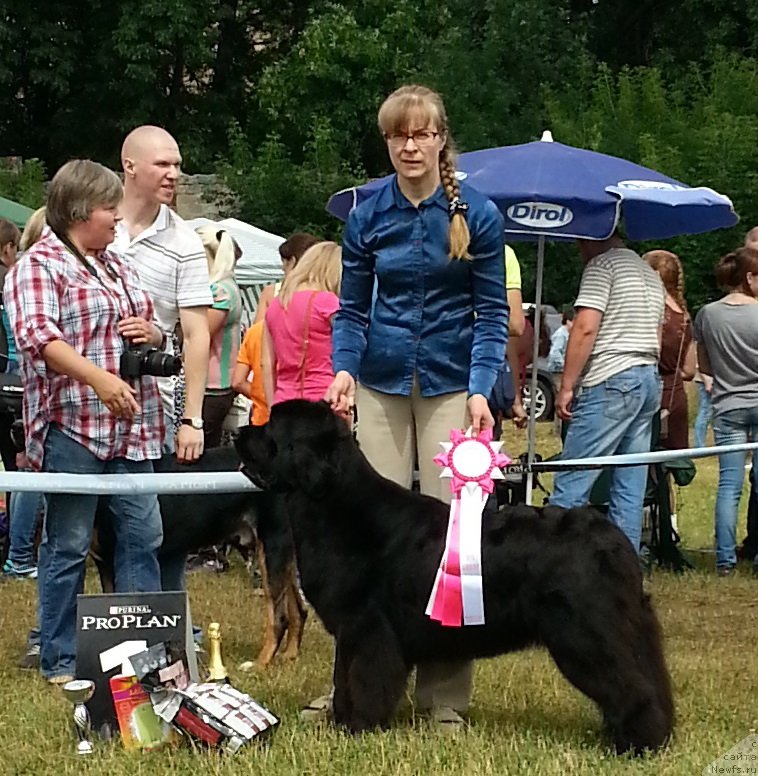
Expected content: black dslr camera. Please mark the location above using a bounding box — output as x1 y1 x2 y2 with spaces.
120 343 182 379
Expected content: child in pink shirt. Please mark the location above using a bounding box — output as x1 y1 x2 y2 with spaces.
263 242 342 405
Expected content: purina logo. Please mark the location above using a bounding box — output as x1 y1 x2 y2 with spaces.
80 603 182 630
507 202 573 229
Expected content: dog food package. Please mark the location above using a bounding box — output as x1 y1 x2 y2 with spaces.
167 683 279 754
131 641 278 754
110 674 177 750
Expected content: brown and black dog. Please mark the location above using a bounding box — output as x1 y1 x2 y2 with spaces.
93 445 306 670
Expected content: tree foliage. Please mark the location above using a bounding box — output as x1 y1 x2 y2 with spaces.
220 119 364 239
0 159 46 209
2 0 758 307
544 54 758 307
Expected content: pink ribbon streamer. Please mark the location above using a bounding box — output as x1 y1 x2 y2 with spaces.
429 497 463 626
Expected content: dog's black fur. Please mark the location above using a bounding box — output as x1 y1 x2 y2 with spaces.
93 446 258 592
235 400 674 754
93 445 308 668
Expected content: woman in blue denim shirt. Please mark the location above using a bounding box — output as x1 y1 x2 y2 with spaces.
324 85 508 729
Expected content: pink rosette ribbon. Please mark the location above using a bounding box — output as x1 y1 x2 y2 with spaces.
425 428 510 627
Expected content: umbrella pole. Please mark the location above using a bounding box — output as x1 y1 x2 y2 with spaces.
525 235 545 506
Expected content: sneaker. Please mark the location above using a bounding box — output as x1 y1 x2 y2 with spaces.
3 559 38 579
47 674 75 686
186 555 227 574
18 643 40 670
717 565 736 578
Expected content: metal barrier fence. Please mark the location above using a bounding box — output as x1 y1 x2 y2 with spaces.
0 442 754 495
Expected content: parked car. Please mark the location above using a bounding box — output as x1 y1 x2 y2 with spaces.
523 363 555 422
521 303 562 422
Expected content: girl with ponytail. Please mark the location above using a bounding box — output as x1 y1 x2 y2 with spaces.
642 250 695 451
196 225 243 448
323 85 508 729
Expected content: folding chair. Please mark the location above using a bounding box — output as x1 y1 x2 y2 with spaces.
577 416 695 572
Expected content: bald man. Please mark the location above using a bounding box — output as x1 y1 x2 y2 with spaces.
113 126 211 467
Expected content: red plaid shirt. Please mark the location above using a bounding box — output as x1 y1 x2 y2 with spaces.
5 231 164 470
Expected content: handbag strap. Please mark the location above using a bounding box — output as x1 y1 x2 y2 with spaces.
297 292 318 398
668 314 688 412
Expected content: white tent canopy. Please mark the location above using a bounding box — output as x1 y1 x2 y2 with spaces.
185 216 285 287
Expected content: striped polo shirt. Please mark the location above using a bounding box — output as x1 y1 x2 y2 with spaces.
575 247 664 388
112 205 213 415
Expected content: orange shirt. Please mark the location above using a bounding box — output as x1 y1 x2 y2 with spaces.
237 321 270 426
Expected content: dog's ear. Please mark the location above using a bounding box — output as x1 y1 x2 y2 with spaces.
271 406 347 496
281 441 337 497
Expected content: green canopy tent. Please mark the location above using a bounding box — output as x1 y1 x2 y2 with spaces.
0 196 34 229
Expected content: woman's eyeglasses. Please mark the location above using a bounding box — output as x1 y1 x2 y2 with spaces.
384 130 440 148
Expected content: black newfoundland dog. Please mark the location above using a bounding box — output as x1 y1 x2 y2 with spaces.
235 400 674 754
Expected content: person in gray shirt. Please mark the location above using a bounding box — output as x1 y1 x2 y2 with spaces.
693 246 758 576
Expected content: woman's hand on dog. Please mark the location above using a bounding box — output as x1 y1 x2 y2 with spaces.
326 371 356 418
468 393 494 434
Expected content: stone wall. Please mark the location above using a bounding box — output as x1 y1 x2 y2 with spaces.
174 173 239 221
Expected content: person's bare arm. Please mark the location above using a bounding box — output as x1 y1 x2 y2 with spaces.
176 306 209 462
681 341 696 381
505 339 527 428
208 307 227 338
261 322 277 407
254 285 274 324
507 288 525 337
232 362 253 400
556 307 602 420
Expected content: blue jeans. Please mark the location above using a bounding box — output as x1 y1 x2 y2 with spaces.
549 365 661 552
7 473 45 566
694 382 713 449
712 407 758 569
39 426 163 679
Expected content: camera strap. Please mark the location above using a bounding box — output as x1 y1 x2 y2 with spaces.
54 230 138 317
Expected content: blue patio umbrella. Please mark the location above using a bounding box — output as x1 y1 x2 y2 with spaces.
326 133 739 500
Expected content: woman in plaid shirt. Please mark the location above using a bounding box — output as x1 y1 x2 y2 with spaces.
5 160 165 684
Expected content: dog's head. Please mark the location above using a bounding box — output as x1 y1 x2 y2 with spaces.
235 399 353 496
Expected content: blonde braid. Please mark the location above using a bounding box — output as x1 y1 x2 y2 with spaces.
439 144 471 260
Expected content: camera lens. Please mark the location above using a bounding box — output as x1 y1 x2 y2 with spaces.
143 349 182 377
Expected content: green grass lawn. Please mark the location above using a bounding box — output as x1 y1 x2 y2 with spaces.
1 421 756 776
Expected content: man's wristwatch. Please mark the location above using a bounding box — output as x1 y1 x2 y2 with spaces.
181 418 204 430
